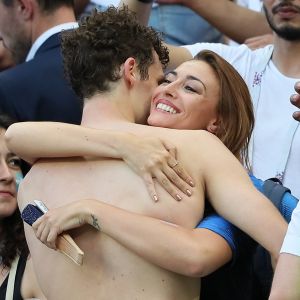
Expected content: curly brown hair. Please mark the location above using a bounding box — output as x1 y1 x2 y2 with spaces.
0 114 28 269
61 6 169 100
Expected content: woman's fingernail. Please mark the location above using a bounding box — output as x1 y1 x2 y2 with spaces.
186 189 192 196
176 194 182 201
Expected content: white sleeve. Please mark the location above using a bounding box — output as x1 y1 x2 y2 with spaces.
281 202 300 256
182 42 247 59
182 42 260 86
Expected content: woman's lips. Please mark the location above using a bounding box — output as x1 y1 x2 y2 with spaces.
154 98 180 113
0 191 14 197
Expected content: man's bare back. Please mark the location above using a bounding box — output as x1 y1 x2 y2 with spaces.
18 122 241 300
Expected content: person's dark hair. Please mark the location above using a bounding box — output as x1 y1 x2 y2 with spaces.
61 6 169 100
2 0 74 12
0 114 28 269
195 50 254 167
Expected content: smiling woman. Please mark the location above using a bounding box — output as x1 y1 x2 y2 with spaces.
148 50 254 165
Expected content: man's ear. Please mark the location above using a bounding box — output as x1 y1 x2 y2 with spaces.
124 57 138 87
207 118 219 134
16 0 34 21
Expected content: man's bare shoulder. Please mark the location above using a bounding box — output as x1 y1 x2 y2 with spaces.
149 127 225 151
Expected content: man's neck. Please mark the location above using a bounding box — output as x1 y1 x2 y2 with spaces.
32 6 76 43
272 34 300 78
81 93 135 129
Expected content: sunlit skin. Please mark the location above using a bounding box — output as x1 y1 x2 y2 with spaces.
148 60 220 131
0 129 21 219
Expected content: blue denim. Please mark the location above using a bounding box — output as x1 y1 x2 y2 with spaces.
149 5 223 46
82 3 222 46
80 3 108 18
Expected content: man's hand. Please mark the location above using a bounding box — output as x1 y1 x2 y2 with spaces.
120 135 194 202
291 81 300 121
244 34 273 50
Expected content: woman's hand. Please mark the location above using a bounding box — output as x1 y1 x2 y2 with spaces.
119 135 195 202
32 200 92 250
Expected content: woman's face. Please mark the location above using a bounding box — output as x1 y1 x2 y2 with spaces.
147 60 220 131
0 128 21 219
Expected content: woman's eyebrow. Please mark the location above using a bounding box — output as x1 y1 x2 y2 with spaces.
166 71 206 90
186 75 206 91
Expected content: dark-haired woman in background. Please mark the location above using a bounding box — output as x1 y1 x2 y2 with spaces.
0 114 45 299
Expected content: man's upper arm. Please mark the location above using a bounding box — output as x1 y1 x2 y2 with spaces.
119 0 152 25
166 44 193 70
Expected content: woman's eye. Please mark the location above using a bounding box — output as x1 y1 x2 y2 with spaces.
8 157 21 169
159 78 172 85
185 85 196 92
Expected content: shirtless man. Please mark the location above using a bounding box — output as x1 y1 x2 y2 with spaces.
17 7 286 300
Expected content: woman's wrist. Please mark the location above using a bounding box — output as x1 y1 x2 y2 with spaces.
82 199 102 231
116 132 138 160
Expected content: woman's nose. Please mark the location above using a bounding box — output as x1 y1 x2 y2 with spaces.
163 82 178 97
0 160 13 182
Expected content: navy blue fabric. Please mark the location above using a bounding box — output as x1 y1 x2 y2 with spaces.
0 33 82 124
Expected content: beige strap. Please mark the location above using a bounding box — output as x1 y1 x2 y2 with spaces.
5 255 20 300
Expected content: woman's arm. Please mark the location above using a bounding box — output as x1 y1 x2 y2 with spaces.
32 199 232 277
198 134 287 262
5 122 194 201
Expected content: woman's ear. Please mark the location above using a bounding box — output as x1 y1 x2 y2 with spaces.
207 118 219 134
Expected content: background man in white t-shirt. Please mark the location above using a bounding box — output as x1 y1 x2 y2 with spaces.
269 82 300 300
